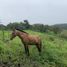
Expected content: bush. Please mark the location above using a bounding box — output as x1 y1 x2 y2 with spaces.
59 30 67 39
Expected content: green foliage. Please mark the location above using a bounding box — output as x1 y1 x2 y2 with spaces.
50 26 62 34
0 24 6 30
24 20 30 29
52 23 67 30
31 24 50 32
0 21 63 34
59 30 67 39
0 30 67 67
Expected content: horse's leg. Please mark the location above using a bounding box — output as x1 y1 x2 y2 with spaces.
24 45 27 55
24 45 29 56
26 45 29 56
36 43 42 55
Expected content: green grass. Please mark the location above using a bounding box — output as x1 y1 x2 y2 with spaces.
0 30 67 67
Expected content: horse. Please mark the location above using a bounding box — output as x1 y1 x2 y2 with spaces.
10 29 42 56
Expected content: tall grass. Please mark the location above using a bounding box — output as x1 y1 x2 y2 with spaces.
0 30 67 67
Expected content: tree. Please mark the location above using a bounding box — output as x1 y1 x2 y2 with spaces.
24 20 30 29
51 27 62 34
31 24 50 32
0 23 6 41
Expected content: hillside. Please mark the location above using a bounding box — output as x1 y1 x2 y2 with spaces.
52 23 67 29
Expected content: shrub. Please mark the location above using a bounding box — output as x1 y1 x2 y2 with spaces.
59 30 67 39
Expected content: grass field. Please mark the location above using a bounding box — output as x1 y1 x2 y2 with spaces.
0 30 67 67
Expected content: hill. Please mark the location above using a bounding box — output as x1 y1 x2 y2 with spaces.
52 23 67 29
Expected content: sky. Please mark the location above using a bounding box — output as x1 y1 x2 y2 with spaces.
0 0 67 25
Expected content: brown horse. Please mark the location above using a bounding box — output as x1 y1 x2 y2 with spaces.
10 29 42 56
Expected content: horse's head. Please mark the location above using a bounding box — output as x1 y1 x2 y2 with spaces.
10 28 28 40
10 29 18 40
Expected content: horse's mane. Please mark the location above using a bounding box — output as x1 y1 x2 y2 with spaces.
15 28 28 34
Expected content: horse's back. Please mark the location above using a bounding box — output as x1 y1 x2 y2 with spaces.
28 35 41 44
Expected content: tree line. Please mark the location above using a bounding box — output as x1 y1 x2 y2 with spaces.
0 20 62 34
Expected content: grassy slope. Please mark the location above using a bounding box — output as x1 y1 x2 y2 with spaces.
0 30 67 67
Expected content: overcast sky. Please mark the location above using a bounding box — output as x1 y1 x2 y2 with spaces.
0 0 67 25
